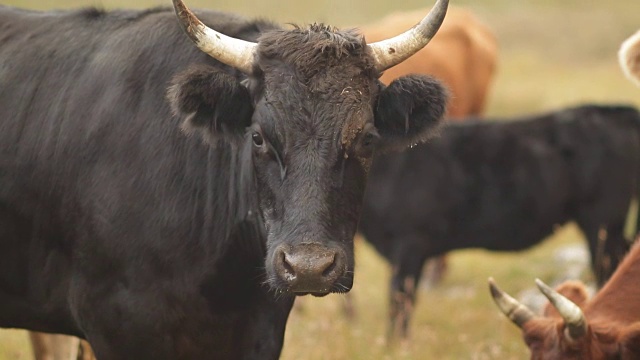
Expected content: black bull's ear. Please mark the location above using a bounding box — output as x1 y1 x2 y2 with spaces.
374 75 449 152
167 65 253 141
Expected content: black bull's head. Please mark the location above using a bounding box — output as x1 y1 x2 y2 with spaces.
169 0 450 296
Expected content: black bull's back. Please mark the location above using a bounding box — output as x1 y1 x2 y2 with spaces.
360 104 640 335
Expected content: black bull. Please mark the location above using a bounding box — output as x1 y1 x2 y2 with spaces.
359 104 640 337
0 1 450 359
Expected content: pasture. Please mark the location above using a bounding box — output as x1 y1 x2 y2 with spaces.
1 0 639 358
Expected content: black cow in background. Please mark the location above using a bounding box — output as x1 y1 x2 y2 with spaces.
359 104 640 338
0 0 451 358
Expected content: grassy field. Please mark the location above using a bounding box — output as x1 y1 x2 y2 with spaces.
1 0 639 359
282 228 587 360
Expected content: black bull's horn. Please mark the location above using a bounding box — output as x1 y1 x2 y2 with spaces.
172 0 449 74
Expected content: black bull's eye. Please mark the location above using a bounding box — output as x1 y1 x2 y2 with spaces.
252 132 264 147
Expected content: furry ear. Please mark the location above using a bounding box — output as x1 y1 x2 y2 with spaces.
167 64 253 142
374 75 449 152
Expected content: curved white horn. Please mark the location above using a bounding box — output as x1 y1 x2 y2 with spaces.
367 0 449 72
535 278 588 341
488 278 536 328
173 0 257 74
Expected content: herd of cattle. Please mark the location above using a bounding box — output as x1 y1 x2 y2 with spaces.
0 0 639 359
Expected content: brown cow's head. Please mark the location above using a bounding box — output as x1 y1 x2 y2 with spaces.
168 0 449 296
489 278 640 360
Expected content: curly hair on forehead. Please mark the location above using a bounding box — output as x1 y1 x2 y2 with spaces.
256 23 377 79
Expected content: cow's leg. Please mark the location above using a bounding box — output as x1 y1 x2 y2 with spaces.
601 223 632 281
48 334 79 360
78 340 96 360
388 244 426 339
421 255 448 289
581 222 630 287
29 332 53 360
29 332 80 360
581 223 610 287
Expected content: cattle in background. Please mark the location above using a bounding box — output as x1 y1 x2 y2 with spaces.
620 30 640 87
361 7 498 287
490 239 640 359
361 7 498 119
0 0 450 358
359 104 640 338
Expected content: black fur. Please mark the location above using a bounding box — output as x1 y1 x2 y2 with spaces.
168 64 253 140
375 75 449 151
0 4 447 359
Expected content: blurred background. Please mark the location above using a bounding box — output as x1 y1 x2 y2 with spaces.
1 0 639 359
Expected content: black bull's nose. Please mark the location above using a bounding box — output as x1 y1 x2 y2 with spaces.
272 243 347 294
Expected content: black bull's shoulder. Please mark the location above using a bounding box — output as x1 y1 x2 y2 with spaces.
0 3 449 360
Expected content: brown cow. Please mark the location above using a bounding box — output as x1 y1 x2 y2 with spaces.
620 30 640 87
489 240 640 360
361 6 498 119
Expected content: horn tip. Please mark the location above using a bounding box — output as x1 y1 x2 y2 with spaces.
172 0 204 36
488 277 497 290
534 278 550 292
488 278 502 299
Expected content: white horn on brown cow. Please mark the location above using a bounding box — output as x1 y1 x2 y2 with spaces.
367 0 449 72
488 278 536 328
172 0 257 75
535 278 588 341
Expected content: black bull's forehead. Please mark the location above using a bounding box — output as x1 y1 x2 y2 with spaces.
256 24 377 79
259 73 376 153
252 26 380 155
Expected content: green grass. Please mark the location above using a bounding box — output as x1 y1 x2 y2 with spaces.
1 0 639 358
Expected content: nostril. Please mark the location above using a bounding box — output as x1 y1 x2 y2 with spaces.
281 252 296 280
321 254 337 277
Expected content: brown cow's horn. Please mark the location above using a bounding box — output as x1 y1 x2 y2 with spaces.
173 0 257 75
535 279 588 341
488 278 536 328
367 0 449 72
